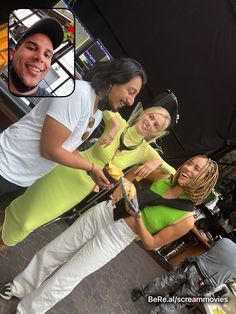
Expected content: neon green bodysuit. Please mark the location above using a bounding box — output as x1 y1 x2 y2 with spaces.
141 179 190 234
2 111 175 246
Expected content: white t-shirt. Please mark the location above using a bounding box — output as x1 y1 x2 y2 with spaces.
0 80 102 187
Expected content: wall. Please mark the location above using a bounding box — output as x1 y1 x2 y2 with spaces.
75 0 236 166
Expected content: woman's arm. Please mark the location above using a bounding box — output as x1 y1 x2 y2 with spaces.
40 116 112 188
115 179 194 250
111 164 170 204
99 116 121 147
122 162 170 183
144 168 171 182
142 144 176 176
131 213 194 250
133 160 170 181
121 144 175 183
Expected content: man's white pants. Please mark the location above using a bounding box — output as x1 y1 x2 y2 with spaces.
12 200 137 314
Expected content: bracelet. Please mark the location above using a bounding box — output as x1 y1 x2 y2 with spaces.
87 162 94 176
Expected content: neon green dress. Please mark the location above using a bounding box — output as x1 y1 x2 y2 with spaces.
2 111 175 246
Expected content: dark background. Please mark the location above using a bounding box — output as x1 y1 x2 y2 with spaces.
1 0 236 167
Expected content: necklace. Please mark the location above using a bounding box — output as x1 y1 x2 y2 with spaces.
119 127 143 151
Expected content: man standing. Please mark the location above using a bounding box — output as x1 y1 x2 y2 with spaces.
8 17 64 96
0 57 147 203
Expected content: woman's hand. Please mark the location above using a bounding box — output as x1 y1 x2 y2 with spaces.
111 184 123 205
134 159 162 179
111 179 136 205
98 134 115 147
123 178 136 198
99 116 120 147
124 200 141 218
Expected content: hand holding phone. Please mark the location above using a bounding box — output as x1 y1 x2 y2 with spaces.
121 178 140 213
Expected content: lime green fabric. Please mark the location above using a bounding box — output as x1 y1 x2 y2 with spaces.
141 179 190 234
82 111 175 172
2 111 175 246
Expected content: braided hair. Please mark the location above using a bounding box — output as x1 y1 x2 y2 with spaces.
172 155 219 205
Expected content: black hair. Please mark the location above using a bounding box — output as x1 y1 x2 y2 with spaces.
15 37 29 50
84 57 147 94
151 90 179 129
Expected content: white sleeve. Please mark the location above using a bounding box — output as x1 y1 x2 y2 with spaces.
46 92 86 131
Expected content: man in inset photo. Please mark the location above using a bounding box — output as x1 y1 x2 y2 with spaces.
8 17 64 97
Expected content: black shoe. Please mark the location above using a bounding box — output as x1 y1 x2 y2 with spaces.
131 288 143 302
0 282 14 300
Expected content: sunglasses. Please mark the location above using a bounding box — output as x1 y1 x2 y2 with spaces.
81 117 95 141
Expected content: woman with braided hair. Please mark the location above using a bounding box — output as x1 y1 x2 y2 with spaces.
0 155 218 313
171 155 219 205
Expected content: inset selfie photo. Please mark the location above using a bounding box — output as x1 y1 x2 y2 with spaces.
8 8 75 97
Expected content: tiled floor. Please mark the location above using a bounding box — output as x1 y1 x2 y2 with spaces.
0 220 167 314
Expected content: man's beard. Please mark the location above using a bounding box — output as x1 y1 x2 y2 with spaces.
97 85 118 112
10 66 38 93
97 94 117 112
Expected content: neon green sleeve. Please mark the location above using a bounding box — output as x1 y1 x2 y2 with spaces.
102 110 121 122
101 111 126 142
143 144 176 175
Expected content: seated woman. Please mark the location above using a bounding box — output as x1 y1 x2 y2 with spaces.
1 103 176 248
0 155 219 313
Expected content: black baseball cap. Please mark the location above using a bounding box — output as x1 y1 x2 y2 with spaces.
16 17 64 50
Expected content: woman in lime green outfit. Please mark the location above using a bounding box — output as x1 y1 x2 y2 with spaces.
1 105 176 248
